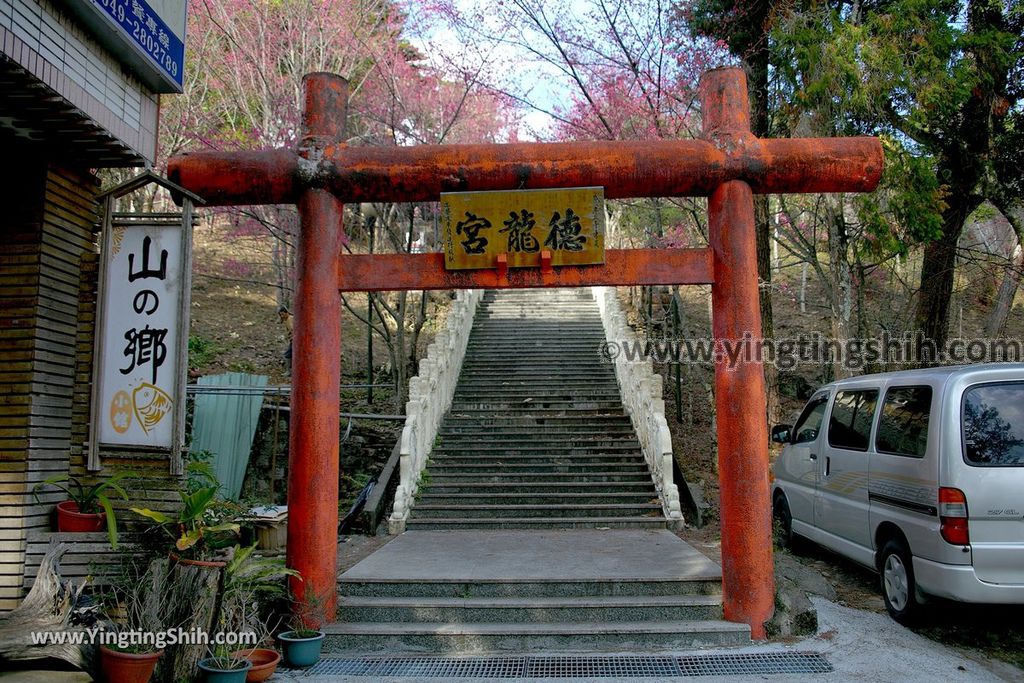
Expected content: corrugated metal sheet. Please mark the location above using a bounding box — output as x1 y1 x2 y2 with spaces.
191 372 268 500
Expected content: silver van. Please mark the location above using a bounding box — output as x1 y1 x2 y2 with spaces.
770 363 1024 622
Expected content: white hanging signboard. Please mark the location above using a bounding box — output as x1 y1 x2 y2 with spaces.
95 223 188 448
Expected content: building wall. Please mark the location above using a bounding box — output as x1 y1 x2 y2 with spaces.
0 162 98 610
0 0 159 163
0 163 188 610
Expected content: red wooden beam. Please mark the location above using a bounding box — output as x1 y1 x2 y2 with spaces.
168 137 882 207
337 248 714 292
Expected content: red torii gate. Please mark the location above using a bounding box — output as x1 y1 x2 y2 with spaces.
168 67 882 639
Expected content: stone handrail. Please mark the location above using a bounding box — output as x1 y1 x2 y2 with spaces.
593 287 684 528
388 289 482 533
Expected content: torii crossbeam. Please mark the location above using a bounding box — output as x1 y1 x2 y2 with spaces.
169 67 882 639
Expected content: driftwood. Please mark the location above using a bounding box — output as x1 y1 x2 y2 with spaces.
0 544 91 670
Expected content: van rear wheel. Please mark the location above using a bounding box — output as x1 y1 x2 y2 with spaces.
880 538 920 624
772 494 795 549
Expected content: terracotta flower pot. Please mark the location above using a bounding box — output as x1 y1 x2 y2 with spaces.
231 648 281 683
99 644 163 683
56 500 104 533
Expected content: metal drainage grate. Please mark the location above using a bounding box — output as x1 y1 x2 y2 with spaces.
293 652 833 678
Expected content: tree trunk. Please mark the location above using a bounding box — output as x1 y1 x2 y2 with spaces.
985 201 1024 337
746 42 778 423
986 248 1021 337
800 262 808 314
826 195 853 379
393 290 408 414
914 195 976 361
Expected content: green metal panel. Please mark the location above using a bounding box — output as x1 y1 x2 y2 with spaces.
190 372 268 500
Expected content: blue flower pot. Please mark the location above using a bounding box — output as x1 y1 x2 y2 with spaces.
197 657 252 683
278 630 325 668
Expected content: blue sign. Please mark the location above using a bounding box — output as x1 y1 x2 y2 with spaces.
91 0 184 89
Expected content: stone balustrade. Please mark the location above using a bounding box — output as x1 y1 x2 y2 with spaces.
593 286 684 528
388 289 482 533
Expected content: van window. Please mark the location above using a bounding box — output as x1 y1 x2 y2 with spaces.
962 382 1024 467
876 386 932 458
827 389 879 451
792 394 829 444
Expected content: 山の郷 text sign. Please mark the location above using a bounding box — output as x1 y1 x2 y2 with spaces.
95 224 187 448
440 187 606 270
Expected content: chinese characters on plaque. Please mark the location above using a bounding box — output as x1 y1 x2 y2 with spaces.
96 226 184 448
441 187 606 270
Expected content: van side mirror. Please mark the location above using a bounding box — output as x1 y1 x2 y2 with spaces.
771 424 792 444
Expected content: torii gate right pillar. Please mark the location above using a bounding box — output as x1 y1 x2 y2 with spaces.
702 70 773 638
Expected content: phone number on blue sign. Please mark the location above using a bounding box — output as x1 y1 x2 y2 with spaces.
95 0 184 84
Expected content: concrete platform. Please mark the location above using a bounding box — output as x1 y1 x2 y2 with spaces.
331 530 747 653
338 530 721 584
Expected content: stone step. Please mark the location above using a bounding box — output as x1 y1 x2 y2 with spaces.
460 360 607 367
338 575 720 598
468 333 604 340
430 456 646 469
456 379 619 387
453 389 622 398
427 462 649 474
445 409 626 419
466 337 606 344
418 492 657 505
322 619 749 653
429 472 653 484
437 435 637 444
412 503 663 519
460 366 607 371
448 400 625 411
444 414 632 423
472 319 603 324
336 595 723 624
404 517 669 530
423 482 657 495
452 387 620 396
455 376 616 383
456 374 614 385
438 427 637 437
433 442 639 453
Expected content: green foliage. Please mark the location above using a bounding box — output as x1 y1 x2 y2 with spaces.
855 135 945 257
215 543 299 647
228 359 257 373
33 472 136 548
131 457 240 559
188 334 220 368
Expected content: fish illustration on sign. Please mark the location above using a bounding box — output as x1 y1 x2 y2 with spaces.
132 383 173 434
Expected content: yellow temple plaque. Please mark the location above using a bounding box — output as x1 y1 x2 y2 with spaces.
440 187 606 270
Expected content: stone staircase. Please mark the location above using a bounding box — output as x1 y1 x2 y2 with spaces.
328 289 749 653
408 288 668 530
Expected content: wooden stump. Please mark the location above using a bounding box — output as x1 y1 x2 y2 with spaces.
150 558 225 683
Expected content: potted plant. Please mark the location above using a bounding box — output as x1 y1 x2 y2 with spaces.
99 560 165 683
33 472 135 548
197 647 252 683
220 545 296 682
131 461 240 565
277 589 328 669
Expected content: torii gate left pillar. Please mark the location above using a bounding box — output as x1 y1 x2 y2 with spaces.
285 76 348 622
169 68 882 638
